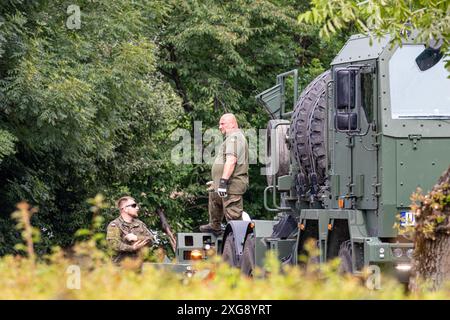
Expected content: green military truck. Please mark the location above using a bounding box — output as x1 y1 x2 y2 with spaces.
158 32 450 281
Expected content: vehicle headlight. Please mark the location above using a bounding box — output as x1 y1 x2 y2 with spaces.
406 248 414 259
395 264 411 272
393 248 403 258
190 249 203 261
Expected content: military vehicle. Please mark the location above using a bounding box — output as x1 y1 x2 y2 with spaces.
155 32 450 281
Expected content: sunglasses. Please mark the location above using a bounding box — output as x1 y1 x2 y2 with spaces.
122 203 138 209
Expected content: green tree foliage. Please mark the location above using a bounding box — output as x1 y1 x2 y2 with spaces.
299 0 450 69
0 0 348 255
158 0 348 119
0 129 16 164
0 0 181 254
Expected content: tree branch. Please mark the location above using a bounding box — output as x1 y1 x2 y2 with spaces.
155 207 177 253
159 44 193 113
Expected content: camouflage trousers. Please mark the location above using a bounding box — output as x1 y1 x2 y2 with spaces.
208 191 243 229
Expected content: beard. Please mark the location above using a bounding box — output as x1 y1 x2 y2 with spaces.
129 211 139 218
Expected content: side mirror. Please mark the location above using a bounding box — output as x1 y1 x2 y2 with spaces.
334 68 361 133
336 112 358 131
336 69 356 109
415 47 443 71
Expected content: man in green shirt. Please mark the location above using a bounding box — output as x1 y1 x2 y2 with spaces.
200 113 249 236
106 196 154 264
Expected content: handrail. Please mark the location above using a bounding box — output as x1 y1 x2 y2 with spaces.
264 186 279 212
276 69 298 118
269 121 291 211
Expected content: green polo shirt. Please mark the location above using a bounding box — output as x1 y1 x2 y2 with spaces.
211 129 249 195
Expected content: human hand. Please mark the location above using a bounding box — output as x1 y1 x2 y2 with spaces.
132 238 150 251
125 233 138 242
217 178 228 198
206 180 214 192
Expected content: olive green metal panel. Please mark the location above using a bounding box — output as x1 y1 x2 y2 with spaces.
256 69 299 119
304 209 370 262
331 34 390 66
299 209 413 268
330 59 379 210
330 174 340 197
329 63 379 209
347 210 369 240
379 136 398 237
277 175 293 191
256 84 282 118
300 209 366 239
331 134 352 202
352 104 378 210
253 220 278 238
366 241 413 264
252 220 279 268
379 136 450 237
396 138 450 207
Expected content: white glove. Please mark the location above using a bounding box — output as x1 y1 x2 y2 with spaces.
217 178 228 198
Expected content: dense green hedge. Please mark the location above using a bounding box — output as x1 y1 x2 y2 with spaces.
0 0 350 255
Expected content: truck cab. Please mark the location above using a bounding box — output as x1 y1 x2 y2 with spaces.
252 32 450 279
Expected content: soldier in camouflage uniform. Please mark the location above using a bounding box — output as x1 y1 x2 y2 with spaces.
200 113 249 236
106 196 154 264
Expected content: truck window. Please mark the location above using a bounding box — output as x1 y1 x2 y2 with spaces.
389 45 450 119
361 72 373 122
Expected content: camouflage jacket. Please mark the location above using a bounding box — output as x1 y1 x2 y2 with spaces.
106 215 154 264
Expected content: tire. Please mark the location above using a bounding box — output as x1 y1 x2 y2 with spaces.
266 119 290 186
338 240 353 274
222 232 238 267
240 235 256 277
291 70 331 196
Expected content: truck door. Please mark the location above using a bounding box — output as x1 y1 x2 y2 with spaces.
352 65 378 210
333 64 378 211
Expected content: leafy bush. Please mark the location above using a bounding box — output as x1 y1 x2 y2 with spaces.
3 239 450 299
0 0 351 256
3 200 450 300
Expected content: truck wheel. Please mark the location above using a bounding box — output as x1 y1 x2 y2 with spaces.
338 240 353 274
222 232 238 267
240 235 256 277
266 119 290 186
291 70 331 194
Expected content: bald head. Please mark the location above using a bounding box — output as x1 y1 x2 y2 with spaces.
219 113 239 134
